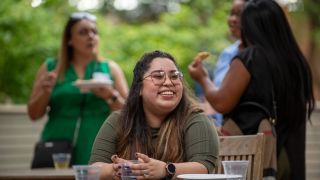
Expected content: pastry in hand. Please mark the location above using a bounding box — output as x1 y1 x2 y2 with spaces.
194 51 210 63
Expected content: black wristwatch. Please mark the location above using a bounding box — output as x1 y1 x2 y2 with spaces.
165 162 176 179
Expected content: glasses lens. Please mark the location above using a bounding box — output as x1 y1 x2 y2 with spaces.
151 71 165 85
170 71 180 80
170 71 182 84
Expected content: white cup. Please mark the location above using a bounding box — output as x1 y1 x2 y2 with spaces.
73 165 101 180
121 160 140 180
222 160 249 180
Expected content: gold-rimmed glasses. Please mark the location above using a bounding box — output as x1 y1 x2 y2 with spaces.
143 70 183 85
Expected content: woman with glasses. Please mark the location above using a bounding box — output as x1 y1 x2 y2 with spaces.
90 50 219 179
28 12 128 166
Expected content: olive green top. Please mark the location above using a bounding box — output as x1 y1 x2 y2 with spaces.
90 111 219 173
41 58 112 165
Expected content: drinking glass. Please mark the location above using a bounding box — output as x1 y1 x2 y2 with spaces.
222 160 249 180
73 165 101 180
52 153 71 169
121 160 140 180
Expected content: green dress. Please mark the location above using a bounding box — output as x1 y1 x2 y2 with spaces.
41 58 112 165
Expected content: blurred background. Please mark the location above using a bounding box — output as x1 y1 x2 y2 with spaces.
0 0 319 178
0 0 319 103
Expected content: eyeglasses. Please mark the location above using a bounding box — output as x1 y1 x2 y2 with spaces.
143 70 183 85
70 12 96 21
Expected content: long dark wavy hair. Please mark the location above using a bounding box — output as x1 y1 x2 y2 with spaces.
116 50 202 162
240 0 315 131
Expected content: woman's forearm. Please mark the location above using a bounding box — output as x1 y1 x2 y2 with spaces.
174 162 208 178
91 162 115 179
28 64 56 121
28 90 50 120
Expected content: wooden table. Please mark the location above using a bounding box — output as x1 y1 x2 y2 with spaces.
0 168 74 180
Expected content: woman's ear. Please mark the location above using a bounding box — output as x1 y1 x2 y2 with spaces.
68 40 72 46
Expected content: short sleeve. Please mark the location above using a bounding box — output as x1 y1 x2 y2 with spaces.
89 111 120 164
184 113 219 173
233 46 256 74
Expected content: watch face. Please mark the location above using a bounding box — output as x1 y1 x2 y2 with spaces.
167 163 176 174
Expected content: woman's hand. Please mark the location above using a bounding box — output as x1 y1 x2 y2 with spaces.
131 152 167 179
110 155 126 179
40 71 57 94
188 52 210 84
91 86 114 100
92 87 125 109
91 154 128 180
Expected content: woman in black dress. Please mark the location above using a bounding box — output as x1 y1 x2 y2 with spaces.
188 0 315 179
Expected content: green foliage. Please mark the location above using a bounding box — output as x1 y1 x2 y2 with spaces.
98 3 231 88
0 0 75 103
0 0 232 103
0 1 56 102
304 0 320 43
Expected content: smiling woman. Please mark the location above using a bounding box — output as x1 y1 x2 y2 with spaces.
89 50 219 179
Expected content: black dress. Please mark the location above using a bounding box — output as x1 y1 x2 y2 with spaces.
227 45 306 180
229 46 274 135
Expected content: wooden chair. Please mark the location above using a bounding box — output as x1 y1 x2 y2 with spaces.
215 133 265 180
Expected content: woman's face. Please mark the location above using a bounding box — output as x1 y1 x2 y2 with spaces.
69 19 99 58
227 0 245 39
141 58 183 118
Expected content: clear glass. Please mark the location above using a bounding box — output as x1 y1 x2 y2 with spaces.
52 153 71 169
222 160 249 180
121 160 140 180
73 165 101 180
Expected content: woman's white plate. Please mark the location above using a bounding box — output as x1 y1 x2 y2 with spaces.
177 174 242 180
73 80 113 91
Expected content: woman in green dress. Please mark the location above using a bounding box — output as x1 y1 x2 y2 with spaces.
28 12 128 165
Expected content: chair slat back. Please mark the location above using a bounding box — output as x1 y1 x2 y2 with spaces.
215 133 265 180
